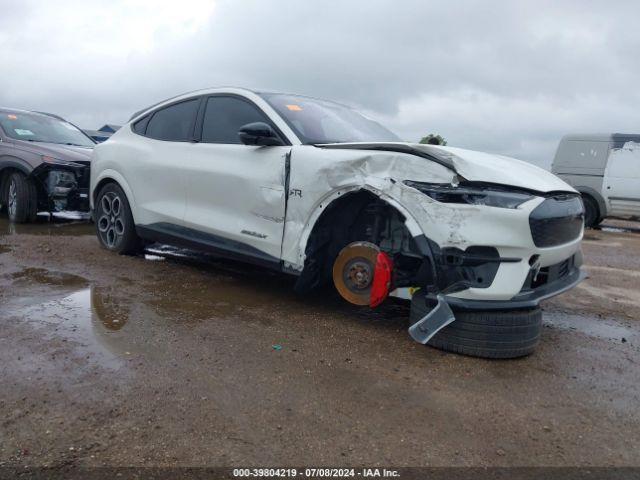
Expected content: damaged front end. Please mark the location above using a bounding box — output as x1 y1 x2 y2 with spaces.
316 182 585 345
399 182 586 344
30 156 91 220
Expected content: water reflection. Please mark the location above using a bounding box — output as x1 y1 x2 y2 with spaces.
91 286 129 331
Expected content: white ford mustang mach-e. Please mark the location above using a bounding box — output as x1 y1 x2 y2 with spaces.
90 87 584 358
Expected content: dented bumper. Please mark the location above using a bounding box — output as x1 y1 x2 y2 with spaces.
407 254 585 343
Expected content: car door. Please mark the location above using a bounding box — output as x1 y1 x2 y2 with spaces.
128 97 201 227
604 142 640 217
182 95 290 265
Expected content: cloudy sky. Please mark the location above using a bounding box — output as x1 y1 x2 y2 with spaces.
1 0 639 167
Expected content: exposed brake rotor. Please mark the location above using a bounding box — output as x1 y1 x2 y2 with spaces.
332 241 381 306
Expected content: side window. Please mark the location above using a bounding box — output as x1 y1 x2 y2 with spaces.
132 115 150 135
145 99 200 141
201 96 275 144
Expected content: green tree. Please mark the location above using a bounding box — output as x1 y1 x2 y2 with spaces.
419 133 447 146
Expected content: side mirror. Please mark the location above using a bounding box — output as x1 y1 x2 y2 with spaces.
238 122 284 146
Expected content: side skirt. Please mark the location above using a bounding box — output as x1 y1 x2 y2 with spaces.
136 223 282 271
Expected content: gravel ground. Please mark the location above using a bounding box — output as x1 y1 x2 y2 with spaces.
0 218 639 468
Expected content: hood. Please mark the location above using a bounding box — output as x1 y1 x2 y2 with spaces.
317 142 575 194
412 144 575 193
12 140 93 165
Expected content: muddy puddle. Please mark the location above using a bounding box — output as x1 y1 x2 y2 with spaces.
544 311 638 344
9 267 88 288
0 217 93 236
8 288 130 369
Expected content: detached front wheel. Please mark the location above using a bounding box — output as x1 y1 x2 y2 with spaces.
410 294 542 359
95 183 142 255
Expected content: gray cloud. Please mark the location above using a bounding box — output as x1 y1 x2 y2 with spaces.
1 0 639 166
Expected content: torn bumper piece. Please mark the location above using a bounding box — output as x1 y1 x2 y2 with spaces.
408 294 455 344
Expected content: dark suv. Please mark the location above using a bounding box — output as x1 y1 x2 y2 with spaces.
0 108 95 223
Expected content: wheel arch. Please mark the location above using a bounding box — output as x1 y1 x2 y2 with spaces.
575 185 607 219
290 185 428 293
92 170 137 222
292 185 424 266
0 156 34 176
0 157 35 209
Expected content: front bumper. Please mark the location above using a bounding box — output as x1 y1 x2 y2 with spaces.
431 259 585 311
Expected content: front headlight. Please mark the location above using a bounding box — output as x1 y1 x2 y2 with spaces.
404 181 534 209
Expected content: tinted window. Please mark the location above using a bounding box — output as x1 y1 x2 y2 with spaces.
132 115 150 135
201 96 274 144
146 99 199 141
259 93 400 144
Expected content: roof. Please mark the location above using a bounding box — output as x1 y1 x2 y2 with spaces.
0 107 56 118
127 86 351 122
562 133 640 142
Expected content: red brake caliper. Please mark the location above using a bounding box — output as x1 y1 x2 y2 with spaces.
369 252 393 308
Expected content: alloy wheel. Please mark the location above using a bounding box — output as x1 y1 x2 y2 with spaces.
7 179 17 218
97 192 125 248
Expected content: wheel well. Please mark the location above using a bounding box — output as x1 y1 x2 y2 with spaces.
294 189 428 293
93 178 118 203
580 192 600 216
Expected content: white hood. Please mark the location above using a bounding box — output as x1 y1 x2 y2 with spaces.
410 144 575 193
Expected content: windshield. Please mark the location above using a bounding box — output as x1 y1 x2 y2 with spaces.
0 111 95 147
259 93 401 144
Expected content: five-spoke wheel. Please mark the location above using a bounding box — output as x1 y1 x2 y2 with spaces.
95 183 142 254
97 192 125 248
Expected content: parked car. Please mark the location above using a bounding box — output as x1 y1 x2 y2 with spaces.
552 133 640 227
0 108 95 222
90 87 585 358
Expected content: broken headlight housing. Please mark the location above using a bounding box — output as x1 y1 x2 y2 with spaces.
405 181 534 209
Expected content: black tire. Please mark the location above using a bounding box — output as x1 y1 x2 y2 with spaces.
582 194 601 229
95 182 142 255
6 172 37 223
410 295 542 359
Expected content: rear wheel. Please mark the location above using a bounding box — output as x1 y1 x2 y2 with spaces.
582 194 601 228
410 294 542 359
6 172 37 223
95 183 142 255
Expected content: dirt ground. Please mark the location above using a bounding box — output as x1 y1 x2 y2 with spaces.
1 217 639 468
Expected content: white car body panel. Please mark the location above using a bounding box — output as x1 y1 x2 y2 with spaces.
91 87 584 307
183 143 289 260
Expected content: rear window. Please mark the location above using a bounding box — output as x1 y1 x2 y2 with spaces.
145 99 200 142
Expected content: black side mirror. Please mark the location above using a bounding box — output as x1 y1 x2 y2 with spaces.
238 122 284 146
